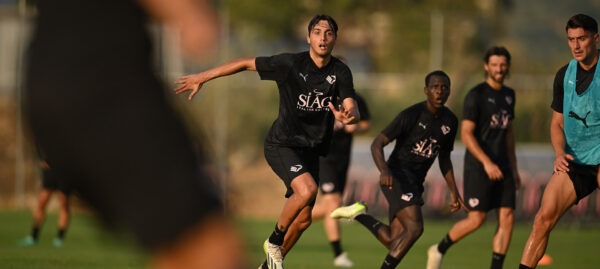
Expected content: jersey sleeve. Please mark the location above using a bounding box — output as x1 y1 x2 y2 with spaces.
381 110 412 141
551 65 567 113
336 63 356 100
255 53 294 82
462 89 479 122
355 94 371 121
440 112 458 153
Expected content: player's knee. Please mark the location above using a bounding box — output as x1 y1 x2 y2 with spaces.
468 212 486 228
532 210 556 232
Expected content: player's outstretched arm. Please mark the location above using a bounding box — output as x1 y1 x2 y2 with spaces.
174 58 256 100
438 152 467 212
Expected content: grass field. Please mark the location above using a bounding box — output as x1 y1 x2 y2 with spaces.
1 210 599 268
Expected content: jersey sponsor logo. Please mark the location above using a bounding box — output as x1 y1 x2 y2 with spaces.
326 75 336 85
297 89 333 112
290 164 303 172
299 72 308 82
411 137 440 159
401 192 414 202
321 182 335 192
468 198 479 208
441 125 451 135
418 122 427 129
487 97 496 104
490 109 511 129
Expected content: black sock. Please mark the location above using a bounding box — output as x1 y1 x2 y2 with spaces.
56 229 66 240
518 264 533 269
268 224 286 246
491 252 505 269
380 254 400 269
330 240 343 257
260 261 268 269
355 214 384 237
31 227 40 241
437 234 454 254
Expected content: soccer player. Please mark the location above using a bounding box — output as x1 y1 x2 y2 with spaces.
175 14 360 269
426 46 521 269
519 14 600 269
311 93 370 267
24 0 245 268
330 70 464 269
19 157 70 248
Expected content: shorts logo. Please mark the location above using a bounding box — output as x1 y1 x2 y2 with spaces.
401 192 414 202
290 164 303 173
468 198 479 208
321 182 335 193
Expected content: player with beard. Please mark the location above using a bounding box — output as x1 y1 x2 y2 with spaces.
330 70 464 269
175 14 360 269
427 46 521 269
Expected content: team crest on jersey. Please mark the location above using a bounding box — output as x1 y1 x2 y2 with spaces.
321 182 335 193
326 75 336 85
505 96 513 105
441 125 451 135
468 198 479 208
401 192 414 202
290 164 303 172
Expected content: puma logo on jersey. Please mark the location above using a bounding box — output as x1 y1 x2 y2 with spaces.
487 97 496 104
418 122 427 129
299 73 308 82
290 164 303 172
468 198 479 208
326 75 336 85
569 111 590 128
401 192 414 202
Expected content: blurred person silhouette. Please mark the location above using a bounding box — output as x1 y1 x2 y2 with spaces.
427 46 521 269
175 14 360 269
331 70 464 269
311 92 370 268
23 0 245 268
519 14 600 269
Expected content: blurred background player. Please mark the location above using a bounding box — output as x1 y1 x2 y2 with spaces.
331 70 464 269
19 155 70 248
519 13 600 269
23 0 245 268
175 14 360 269
311 92 371 267
427 46 520 269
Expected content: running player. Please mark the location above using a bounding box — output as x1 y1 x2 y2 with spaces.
175 14 360 269
427 46 521 269
519 13 600 269
311 93 370 267
330 70 464 269
19 156 70 248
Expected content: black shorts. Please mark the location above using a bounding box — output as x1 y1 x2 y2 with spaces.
380 168 425 222
567 161 599 204
26 62 223 250
264 144 320 200
41 169 72 195
318 157 349 194
463 160 516 211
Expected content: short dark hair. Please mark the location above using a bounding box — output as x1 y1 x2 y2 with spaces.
484 46 511 65
566 14 598 34
425 70 450 86
308 14 338 36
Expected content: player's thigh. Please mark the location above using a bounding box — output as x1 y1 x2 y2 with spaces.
538 172 577 220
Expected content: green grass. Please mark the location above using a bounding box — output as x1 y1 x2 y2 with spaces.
1 210 599 268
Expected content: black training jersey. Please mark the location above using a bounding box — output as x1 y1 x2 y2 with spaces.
463 82 515 166
551 62 597 113
323 94 371 161
255 52 356 153
383 102 458 183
